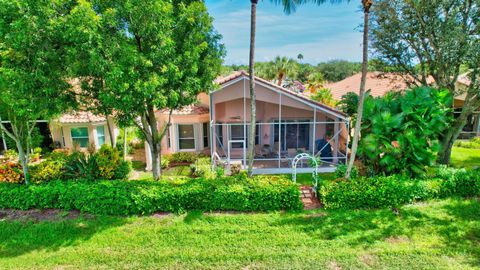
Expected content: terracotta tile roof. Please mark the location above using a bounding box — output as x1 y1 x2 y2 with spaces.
325 72 414 100
58 111 106 124
159 105 209 115
215 71 347 118
325 72 472 101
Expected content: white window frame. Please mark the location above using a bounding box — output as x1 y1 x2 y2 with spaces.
177 124 196 151
71 126 90 148
96 125 106 148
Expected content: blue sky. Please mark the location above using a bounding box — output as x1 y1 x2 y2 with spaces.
205 0 364 65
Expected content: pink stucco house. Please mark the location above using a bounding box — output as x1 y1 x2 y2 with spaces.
146 71 350 174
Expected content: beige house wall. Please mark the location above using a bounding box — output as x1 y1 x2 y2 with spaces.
50 118 118 151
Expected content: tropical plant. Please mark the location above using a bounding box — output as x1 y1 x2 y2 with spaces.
310 88 336 107
346 0 373 179
337 92 360 116
370 0 480 164
270 56 299 86
358 87 451 176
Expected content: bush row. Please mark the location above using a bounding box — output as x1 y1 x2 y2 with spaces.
321 166 480 209
0 175 303 215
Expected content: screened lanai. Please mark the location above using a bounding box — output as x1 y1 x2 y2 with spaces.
210 71 350 174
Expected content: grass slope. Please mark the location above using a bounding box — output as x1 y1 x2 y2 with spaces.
451 147 480 169
0 198 479 269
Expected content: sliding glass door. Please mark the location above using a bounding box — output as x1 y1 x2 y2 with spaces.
273 120 310 151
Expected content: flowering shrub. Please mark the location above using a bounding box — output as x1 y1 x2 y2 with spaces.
0 162 24 183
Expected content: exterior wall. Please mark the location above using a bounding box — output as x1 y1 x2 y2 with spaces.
144 113 210 171
50 118 118 151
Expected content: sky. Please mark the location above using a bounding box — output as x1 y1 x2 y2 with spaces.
205 0 364 65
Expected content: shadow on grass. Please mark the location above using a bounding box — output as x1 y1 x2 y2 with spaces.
0 215 127 258
274 198 480 267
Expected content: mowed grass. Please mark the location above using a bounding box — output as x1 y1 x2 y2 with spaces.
0 198 479 269
451 147 480 169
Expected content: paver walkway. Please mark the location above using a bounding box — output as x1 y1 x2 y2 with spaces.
300 186 321 210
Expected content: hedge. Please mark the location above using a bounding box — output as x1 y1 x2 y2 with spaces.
321 167 480 209
0 176 303 215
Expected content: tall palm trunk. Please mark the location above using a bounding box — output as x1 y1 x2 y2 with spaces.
345 0 372 179
277 72 284 86
247 0 258 177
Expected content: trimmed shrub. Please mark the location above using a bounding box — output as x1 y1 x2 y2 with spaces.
433 166 480 197
169 152 198 164
30 160 65 183
0 176 303 215
321 168 480 209
454 137 480 149
334 164 359 179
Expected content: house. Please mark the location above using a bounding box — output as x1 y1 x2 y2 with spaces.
49 111 119 150
145 71 350 174
0 112 119 153
325 72 480 138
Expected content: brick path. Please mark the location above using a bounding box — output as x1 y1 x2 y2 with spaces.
300 186 321 210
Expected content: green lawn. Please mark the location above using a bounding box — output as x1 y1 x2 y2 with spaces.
451 147 480 169
1 198 479 269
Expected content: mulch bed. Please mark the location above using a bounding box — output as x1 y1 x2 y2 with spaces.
0 209 92 222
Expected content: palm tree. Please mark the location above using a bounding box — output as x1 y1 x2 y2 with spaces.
345 0 373 179
247 0 259 177
247 0 346 176
297 53 304 62
270 56 298 86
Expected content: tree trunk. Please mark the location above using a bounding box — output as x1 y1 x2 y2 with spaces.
437 101 477 164
106 116 115 148
16 140 30 185
247 0 258 177
150 141 161 180
277 73 284 86
346 7 370 179
123 128 128 161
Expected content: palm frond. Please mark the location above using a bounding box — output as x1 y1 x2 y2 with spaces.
270 0 350 15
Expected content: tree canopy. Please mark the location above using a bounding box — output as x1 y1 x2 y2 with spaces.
0 0 77 184
370 0 480 164
73 0 224 180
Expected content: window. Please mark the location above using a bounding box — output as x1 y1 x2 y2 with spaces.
166 127 171 148
71 127 89 148
203 123 209 148
178 124 195 150
96 126 106 147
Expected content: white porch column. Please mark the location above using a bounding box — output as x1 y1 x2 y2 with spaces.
210 91 215 168
278 93 282 168
311 108 316 155
333 120 339 164
145 143 152 171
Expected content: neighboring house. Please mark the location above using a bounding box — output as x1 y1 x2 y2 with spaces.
325 72 480 138
49 111 119 150
0 112 119 154
146 71 350 174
